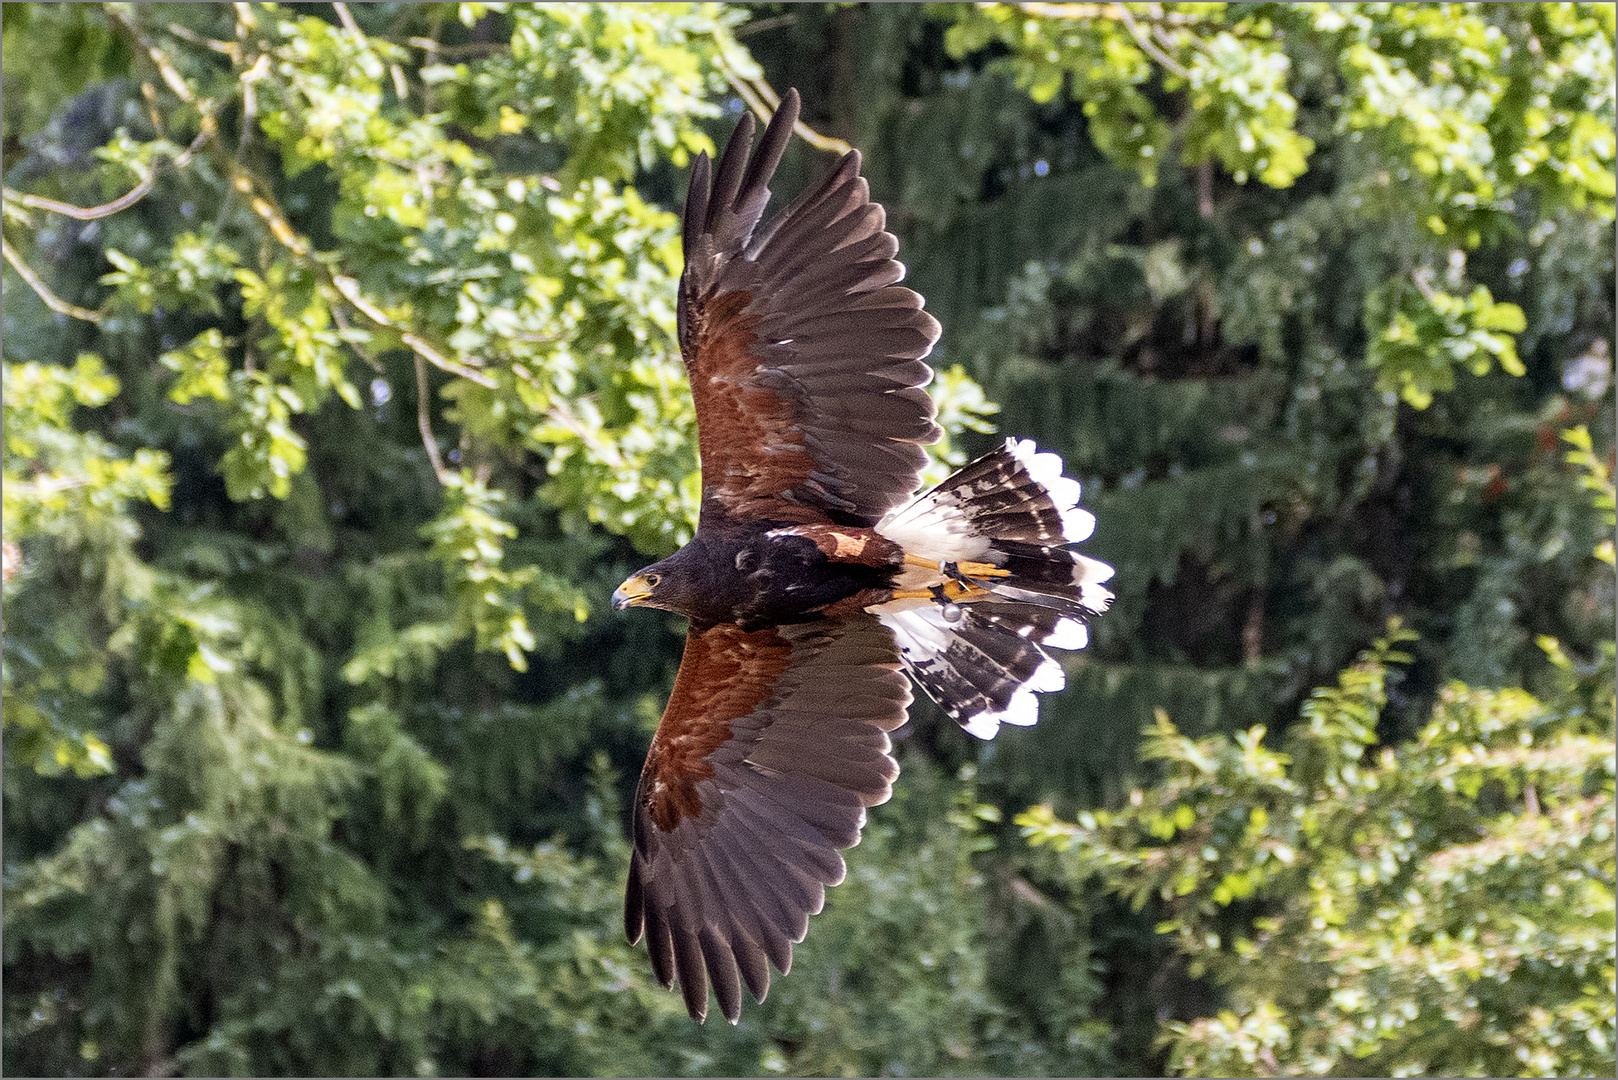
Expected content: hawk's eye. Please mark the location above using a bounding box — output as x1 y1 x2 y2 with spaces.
644 573 661 587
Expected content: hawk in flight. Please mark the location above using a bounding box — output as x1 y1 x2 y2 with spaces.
612 90 1113 1023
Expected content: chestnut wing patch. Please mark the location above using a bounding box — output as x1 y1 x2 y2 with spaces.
680 89 942 526
625 615 910 1023
768 522 903 567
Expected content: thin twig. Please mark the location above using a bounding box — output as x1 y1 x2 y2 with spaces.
2 238 104 323
144 2 500 396
390 60 410 103
545 400 625 469
1116 4 1190 78
138 81 167 138
415 352 451 483
727 74 779 135
6 181 157 223
405 37 508 58
4 110 216 222
1012 2 1215 28
329 274 392 325
164 21 240 59
220 155 499 389
328 303 385 372
1411 265 1439 302
107 5 195 103
6 476 91 497
707 34 853 155
401 334 498 388
206 51 268 242
332 1 360 34
725 67 853 155
735 13 796 38
332 1 408 99
788 108 853 156
1152 22 1188 64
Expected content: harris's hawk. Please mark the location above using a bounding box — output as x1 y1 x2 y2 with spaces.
612 90 1113 1023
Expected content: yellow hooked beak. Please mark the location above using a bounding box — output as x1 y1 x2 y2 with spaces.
611 572 659 610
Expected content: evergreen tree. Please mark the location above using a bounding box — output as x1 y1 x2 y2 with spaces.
1024 615 1615 1076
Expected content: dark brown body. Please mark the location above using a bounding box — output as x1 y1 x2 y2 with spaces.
625 517 903 631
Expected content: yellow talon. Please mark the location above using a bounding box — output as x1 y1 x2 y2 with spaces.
890 588 936 600
890 580 991 603
902 552 1010 578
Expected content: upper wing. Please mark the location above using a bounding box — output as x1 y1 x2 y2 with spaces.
625 615 911 1023
679 89 943 527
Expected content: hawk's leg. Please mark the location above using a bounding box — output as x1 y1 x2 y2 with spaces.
889 579 993 603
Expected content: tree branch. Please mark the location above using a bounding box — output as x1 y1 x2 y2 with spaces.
545 399 626 470
331 2 409 101
6 476 91 497
218 159 498 389
1 238 104 324
400 333 498 389
331 1 361 33
735 13 796 39
3 109 216 222
162 20 240 60
106 4 195 103
106 0 500 468
404 37 508 58
710 41 854 156
1116 4 1190 78
415 352 452 484
1011 2 1217 28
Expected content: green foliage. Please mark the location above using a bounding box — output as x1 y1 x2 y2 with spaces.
943 4 1314 189
3 354 171 779
936 2 1614 408
422 471 587 671
1367 280 1527 409
1022 623 1616 1076
1562 424 1618 566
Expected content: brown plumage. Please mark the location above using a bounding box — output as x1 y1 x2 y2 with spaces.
613 89 1114 1023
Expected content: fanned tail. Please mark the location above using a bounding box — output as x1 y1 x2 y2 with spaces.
869 438 1113 738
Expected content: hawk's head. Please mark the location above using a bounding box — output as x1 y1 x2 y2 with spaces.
611 569 663 611
612 543 718 620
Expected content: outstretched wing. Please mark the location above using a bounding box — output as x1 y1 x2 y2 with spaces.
679 89 943 527
625 615 910 1023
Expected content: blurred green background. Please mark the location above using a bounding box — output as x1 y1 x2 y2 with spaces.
4 3 1613 1075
